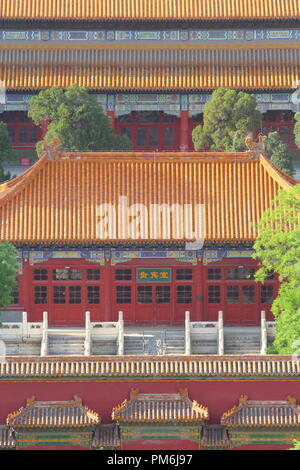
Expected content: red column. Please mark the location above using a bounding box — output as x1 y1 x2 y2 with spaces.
21 260 32 320
180 110 189 151
107 110 116 130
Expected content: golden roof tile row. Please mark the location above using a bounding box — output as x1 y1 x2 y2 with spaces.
0 151 295 244
1 356 300 379
0 0 299 21
0 45 299 91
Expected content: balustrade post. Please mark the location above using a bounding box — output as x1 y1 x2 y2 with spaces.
118 311 124 356
260 310 267 355
40 311 48 356
185 311 191 355
218 311 224 355
22 311 28 339
84 311 91 356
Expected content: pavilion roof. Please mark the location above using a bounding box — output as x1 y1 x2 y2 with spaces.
7 395 100 428
0 0 298 21
200 425 230 449
0 142 295 245
0 44 299 91
221 395 300 427
112 388 209 423
92 424 120 448
0 425 15 449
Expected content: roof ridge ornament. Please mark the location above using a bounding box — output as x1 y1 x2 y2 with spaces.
42 137 62 161
130 388 139 399
239 395 249 406
26 396 36 405
245 134 266 159
286 395 297 405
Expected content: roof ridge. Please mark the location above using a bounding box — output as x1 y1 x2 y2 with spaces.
259 154 297 191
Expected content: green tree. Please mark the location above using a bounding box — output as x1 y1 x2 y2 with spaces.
192 88 262 151
0 242 19 310
0 122 15 162
265 131 294 176
253 184 300 354
28 85 131 154
290 440 300 450
0 122 14 182
294 112 300 149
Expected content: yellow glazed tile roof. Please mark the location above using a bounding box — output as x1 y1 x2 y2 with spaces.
112 389 209 423
0 426 15 449
92 425 120 448
0 0 299 21
0 148 296 244
0 44 299 91
221 395 300 427
7 395 100 428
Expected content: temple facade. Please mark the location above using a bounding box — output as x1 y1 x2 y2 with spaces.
0 141 296 328
0 0 299 153
0 1 300 451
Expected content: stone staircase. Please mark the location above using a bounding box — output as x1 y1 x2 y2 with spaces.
124 327 185 356
92 338 118 355
48 328 85 356
191 336 218 355
165 328 185 355
3 340 41 356
224 327 261 355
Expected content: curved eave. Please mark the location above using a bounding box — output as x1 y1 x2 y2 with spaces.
259 154 298 191
0 155 48 202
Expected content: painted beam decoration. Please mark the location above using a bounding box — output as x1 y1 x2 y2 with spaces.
1 29 300 43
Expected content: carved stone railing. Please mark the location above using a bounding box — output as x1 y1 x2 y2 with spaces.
0 312 43 341
84 311 120 356
190 316 221 354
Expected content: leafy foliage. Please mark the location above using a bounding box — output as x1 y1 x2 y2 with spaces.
294 112 300 149
289 440 300 450
253 184 300 353
265 132 294 176
28 85 131 153
0 121 16 162
0 122 14 182
192 88 262 151
0 242 19 309
0 165 11 183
